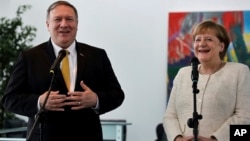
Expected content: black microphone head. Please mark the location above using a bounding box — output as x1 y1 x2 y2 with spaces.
191 57 199 82
49 49 67 74
59 49 67 57
191 57 199 65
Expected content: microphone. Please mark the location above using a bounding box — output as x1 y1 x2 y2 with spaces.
50 49 67 74
191 57 199 82
27 50 66 141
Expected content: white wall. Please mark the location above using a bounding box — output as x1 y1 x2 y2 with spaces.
1 0 249 141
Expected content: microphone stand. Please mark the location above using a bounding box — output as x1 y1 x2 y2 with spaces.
26 72 56 141
187 80 202 141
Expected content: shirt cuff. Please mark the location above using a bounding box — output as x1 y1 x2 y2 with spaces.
92 95 100 114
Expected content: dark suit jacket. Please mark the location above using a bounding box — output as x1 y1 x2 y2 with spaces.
2 40 125 141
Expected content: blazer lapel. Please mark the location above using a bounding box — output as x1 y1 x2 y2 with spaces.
44 40 68 92
75 42 87 90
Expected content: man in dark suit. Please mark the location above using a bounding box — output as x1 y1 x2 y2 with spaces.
1 1 125 141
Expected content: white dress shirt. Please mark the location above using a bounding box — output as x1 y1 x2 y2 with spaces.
52 41 77 92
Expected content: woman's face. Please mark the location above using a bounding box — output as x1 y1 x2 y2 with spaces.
193 32 224 63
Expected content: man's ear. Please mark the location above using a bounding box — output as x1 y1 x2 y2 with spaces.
46 20 50 30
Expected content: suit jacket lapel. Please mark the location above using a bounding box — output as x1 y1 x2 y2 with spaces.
75 42 87 90
44 40 68 92
44 40 88 92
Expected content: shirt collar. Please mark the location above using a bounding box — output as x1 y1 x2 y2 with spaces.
51 39 76 57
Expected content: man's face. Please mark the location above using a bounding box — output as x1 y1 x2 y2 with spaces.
46 5 78 48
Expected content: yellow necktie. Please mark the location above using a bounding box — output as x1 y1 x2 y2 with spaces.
61 50 70 91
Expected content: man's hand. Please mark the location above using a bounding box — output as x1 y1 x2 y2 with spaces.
65 81 98 110
39 91 67 111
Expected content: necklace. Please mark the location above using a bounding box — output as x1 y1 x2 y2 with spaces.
199 61 225 75
199 74 211 114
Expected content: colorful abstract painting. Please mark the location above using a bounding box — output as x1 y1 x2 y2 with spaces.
167 11 250 102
